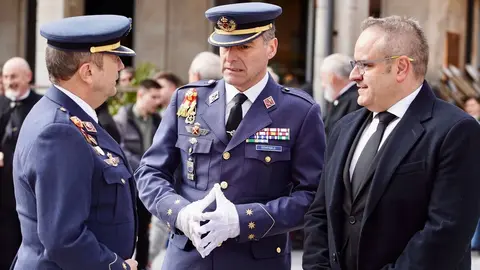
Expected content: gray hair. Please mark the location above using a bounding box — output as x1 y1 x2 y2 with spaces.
45 46 103 84
262 25 276 43
320 53 353 79
361 16 429 79
189 51 222 80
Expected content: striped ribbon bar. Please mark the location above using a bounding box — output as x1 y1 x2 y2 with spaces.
246 138 269 143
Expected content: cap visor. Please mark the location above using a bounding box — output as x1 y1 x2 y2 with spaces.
208 31 263 47
106 45 136 56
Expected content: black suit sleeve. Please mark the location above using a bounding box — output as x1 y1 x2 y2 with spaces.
381 118 480 270
302 171 332 270
303 122 343 270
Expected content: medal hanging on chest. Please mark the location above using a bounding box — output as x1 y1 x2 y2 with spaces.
177 88 198 124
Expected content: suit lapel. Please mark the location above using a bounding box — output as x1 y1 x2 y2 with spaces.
363 82 433 222
328 108 370 250
199 80 229 146
224 77 278 152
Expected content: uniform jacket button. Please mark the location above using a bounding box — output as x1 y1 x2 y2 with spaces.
223 152 231 160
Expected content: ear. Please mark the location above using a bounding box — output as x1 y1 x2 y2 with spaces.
137 88 145 99
78 62 94 85
395 56 411 83
267 38 278 60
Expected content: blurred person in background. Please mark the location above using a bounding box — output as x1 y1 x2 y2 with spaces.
321 53 362 137
119 66 135 87
267 66 279 83
463 96 480 122
153 71 182 117
0 66 4 96
188 51 223 83
114 79 163 270
0 56 41 270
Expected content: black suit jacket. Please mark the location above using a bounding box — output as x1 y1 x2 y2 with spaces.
324 84 361 137
303 82 480 270
0 91 42 212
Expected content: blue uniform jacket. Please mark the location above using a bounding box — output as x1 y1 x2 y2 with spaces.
12 86 137 270
135 76 326 270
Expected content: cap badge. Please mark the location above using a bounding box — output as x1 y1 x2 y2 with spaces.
217 16 237 32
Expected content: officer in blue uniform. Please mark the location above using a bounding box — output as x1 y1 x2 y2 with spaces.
135 2 326 270
12 15 138 270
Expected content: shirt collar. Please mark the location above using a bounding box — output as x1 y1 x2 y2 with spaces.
373 83 423 119
338 81 356 97
225 72 269 104
54 84 99 123
6 89 31 101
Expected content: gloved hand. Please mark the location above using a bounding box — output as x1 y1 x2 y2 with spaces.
195 183 240 258
175 186 217 249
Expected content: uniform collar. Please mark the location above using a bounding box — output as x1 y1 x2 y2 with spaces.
225 71 269 104
54 84 99 123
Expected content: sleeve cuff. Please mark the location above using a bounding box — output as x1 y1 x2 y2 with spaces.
108 254 130 270
155 195 190 232
235 203 275 243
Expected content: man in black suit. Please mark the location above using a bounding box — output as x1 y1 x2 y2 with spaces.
0 57 41 269
321 53 362 137
303 16 480 270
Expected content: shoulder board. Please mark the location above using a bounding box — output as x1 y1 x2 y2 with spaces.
177 79 217 90
281 87 315 104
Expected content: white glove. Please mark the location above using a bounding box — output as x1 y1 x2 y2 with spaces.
195 183 240 258
175 186 217 248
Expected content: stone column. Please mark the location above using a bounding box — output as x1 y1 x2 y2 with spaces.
0 0 27 64
312 0 333 108
134 0 212 82
35 0 66 89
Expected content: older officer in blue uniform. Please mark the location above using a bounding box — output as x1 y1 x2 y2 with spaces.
135 2 326 270
12 15 138 270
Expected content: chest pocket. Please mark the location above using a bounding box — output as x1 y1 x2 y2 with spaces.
244 144 292 193
175 134 213 191
97 164 134 224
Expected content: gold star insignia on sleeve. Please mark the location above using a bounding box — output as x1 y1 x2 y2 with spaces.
248 222 256 229
167 209 173 215
248 234 255 240
174 199 180 204
122 262 127 269
246 209 253 216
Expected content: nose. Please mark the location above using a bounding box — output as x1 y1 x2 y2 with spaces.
118 58 125 71
349 66 363 82
223 47 237 62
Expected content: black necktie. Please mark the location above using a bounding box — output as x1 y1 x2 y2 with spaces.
226 93 248 140
351 111 397 197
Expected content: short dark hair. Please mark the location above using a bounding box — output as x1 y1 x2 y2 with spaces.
462 95 480 105
139 79 161 90
152 71 182 88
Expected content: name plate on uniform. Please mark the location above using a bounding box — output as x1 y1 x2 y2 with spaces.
255 144 282 152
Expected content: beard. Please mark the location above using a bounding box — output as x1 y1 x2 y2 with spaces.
323 85 335 103
4 88 21 101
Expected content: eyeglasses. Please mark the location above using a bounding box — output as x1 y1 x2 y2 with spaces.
350 56 415 75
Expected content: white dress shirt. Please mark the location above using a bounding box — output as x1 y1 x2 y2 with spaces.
54 84 99 123
224 72 269 123
349 84 422 179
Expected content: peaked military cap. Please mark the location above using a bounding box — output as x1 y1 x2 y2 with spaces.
205 2 282 47
40 15 135 56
